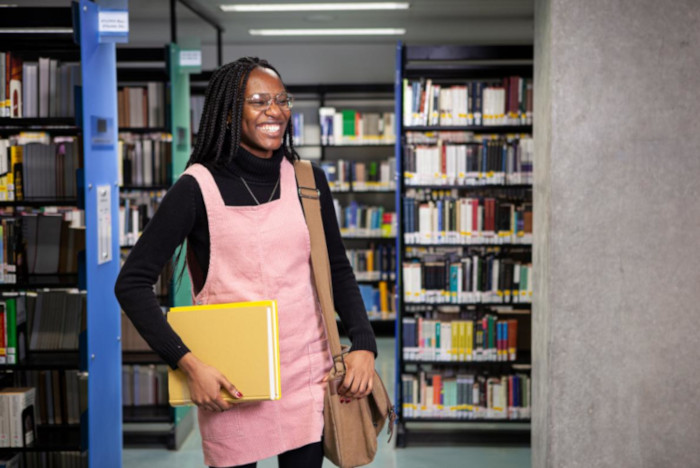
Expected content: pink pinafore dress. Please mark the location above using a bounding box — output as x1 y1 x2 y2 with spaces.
183 158 332 467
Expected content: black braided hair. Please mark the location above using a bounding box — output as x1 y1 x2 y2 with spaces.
187 57 299 167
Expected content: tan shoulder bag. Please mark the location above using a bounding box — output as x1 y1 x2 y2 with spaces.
294 159 396 468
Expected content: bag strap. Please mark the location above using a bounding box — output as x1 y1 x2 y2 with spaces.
293 160 346 376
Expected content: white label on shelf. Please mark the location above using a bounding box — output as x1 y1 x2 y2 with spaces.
98 11 129 34
179 50 202 67
97 185 113 265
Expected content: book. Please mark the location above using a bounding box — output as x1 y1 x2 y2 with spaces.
167 300 281 406
0 387 37 448
0 453 20 468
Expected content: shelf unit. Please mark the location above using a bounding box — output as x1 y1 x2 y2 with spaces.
0 2 122 466
312 84 397 336
115 44 197 450
394 44 534 447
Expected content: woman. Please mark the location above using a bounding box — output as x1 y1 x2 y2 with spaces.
114 57 377 468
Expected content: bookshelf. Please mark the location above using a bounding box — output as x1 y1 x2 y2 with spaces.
301 84 397 335
394 44 534 447
0 2 123 466
116 45 196 450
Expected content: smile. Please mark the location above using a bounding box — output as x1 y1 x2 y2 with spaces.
258 124 282 135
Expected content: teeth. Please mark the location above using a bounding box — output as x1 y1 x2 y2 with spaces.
259 124 281 134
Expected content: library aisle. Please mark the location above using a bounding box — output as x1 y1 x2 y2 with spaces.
123 338 531 468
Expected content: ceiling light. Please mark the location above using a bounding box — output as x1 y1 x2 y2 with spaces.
222 3 409 12
249 28 406 36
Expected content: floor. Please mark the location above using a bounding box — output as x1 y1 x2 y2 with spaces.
123 338 531 468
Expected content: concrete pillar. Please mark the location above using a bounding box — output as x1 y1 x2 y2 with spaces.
533 1 700 467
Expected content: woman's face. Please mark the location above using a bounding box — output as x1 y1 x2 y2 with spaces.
239 67 290 159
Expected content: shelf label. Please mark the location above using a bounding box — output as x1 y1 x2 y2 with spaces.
98 9 129 42
179 50 202 68
97 185 113 265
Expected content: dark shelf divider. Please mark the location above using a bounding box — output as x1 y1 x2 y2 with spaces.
3 352 80 370
123 405 172 423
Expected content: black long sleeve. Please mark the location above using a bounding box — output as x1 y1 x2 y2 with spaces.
115 148 377 369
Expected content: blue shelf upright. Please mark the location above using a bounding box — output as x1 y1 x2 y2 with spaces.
76 0 127 466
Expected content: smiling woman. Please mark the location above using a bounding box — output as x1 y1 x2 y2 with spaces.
114 56 378 468
239 69 293 159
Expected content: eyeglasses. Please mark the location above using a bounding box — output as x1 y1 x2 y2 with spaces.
244 92 294 111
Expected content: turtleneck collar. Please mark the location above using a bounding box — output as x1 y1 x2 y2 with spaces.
225 146 284 183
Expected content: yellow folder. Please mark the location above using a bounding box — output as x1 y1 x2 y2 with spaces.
167 300 281 406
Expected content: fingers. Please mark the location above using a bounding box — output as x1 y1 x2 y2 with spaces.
339 371 373 400
220 377 244 400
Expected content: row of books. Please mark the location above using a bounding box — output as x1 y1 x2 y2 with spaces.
402 77 533 127
1 452 85 468
320 158 396 192
401 371 531 420
0 135 81 201
347 245 395 282
402 195 533 245
402 256 533 304
118 190 166 247
121 311 154 352
403 137 534 186
0 293 26 365
13 369 84 426
190 95 205 135
0 387 35 448
291 112 304 146
332 200 396 238
0 210 84 282
319 108 395 145
358 281 395 316
122 364 169 407
402 316 519 362
118 133 172 187
117 83 167 129
27 289 85 352
1 53 80 118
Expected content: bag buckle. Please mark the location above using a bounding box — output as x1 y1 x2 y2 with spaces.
332 350 347 375
298 186 320 200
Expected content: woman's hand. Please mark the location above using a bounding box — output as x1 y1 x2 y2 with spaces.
330 350 375 403
177 352 243 412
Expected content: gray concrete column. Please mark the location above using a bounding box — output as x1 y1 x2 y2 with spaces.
533 1 700 467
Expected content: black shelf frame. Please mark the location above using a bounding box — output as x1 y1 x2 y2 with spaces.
1 351 80 370
395 44 534 447
405 184 533 190
122 351 164 365
405 243 532 248
123 405 172 423
0 424 82 454
120 185 169 192
404 302 531 308
405 125 532 133
0 199 79 208
0 274 80 290
118 127 170 134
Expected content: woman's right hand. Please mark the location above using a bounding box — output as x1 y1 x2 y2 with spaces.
177 352 243 412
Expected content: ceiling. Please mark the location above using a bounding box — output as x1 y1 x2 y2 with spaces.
18 0 534 46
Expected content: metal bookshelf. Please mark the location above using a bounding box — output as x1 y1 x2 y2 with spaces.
0 2 122 464
394 43 534 447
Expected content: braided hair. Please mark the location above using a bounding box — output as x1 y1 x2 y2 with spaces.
188 57 299 167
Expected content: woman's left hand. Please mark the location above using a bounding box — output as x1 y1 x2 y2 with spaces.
325 350 375 402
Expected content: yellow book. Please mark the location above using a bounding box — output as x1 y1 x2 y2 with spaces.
167 300 281 406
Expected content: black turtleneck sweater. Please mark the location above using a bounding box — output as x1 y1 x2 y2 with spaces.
114 148 377 369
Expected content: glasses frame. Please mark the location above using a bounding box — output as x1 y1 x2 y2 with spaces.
244 92 295 111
